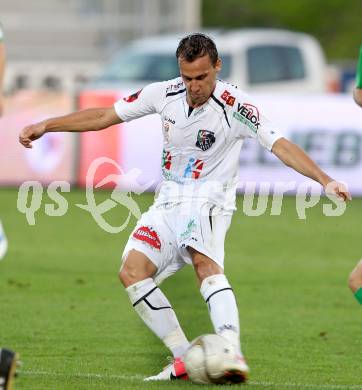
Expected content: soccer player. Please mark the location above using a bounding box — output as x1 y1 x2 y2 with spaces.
19 33 351 382
348 46 362 305
0 24 8 261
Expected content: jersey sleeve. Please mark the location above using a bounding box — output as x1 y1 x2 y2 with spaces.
114 81 167 122
232 95 283 151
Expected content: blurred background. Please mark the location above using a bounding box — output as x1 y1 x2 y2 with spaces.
0 0 362 191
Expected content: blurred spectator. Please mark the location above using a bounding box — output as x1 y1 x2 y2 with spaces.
0 22 8 262
0 22 6 116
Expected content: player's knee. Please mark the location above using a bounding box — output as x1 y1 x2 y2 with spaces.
119 266 133 287
353 88 362 107
191 251 222 283
348 260 362 292
119 250 157 287
119 262 144 287
348 271 358 292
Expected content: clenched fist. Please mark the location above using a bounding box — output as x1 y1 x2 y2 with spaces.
19 121 47 148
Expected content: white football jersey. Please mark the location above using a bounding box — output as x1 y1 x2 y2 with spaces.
114 77 282 212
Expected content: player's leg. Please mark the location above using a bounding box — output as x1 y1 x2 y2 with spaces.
189 248 242 352
348 259 362 305
178 207 242 352
188 248 249 382
119 249 189 360
0 219 8 260
178 205 248 382
119 207 190 381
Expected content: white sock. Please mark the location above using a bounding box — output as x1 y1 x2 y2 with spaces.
0 220 8 261
200 274 242 354
126 278 189 358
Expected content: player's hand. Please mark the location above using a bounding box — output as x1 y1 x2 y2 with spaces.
324 180 352 202
19 121 47 148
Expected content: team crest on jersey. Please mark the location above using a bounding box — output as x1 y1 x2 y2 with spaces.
123 89 142 103
132 226 161 250
195 130 216 151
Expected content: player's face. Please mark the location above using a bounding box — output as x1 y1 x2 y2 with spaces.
179 54 221 107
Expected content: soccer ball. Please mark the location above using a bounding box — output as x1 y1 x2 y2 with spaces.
184 334 243 385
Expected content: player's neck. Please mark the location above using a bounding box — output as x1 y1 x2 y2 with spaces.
187 97 206 108
186 85 216 108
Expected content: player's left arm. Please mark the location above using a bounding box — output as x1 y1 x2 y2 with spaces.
272 137 352 201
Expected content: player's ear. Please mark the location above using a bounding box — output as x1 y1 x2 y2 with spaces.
215 57 222 73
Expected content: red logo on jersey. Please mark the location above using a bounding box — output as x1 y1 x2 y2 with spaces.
162 150 172 170
133 226 161 250
221 90 235 107
184 158 204 179
192 160 204 179
123 89 142 102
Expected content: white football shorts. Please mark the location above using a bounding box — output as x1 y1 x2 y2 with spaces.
121 201 232 284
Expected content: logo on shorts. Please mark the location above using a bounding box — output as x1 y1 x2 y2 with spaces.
123 89 142 103
195 130 216 151
133 226 161 250
180 219 197 242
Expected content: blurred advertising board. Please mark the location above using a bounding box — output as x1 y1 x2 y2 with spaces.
0 91 76 185
77 90 122 188
77 92 362 195
77 89 163 189
239 94 362 194
4 91 361 195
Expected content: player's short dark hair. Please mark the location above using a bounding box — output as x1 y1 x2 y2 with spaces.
176 33 219 66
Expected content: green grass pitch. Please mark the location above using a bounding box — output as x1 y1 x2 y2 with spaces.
0 188 361 389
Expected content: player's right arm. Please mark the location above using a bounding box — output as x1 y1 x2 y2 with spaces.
19 81 167 149
19 107 122 148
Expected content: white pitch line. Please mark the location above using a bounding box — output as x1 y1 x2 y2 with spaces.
20 370 143 381
249 381 362 389
20 370 362 389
